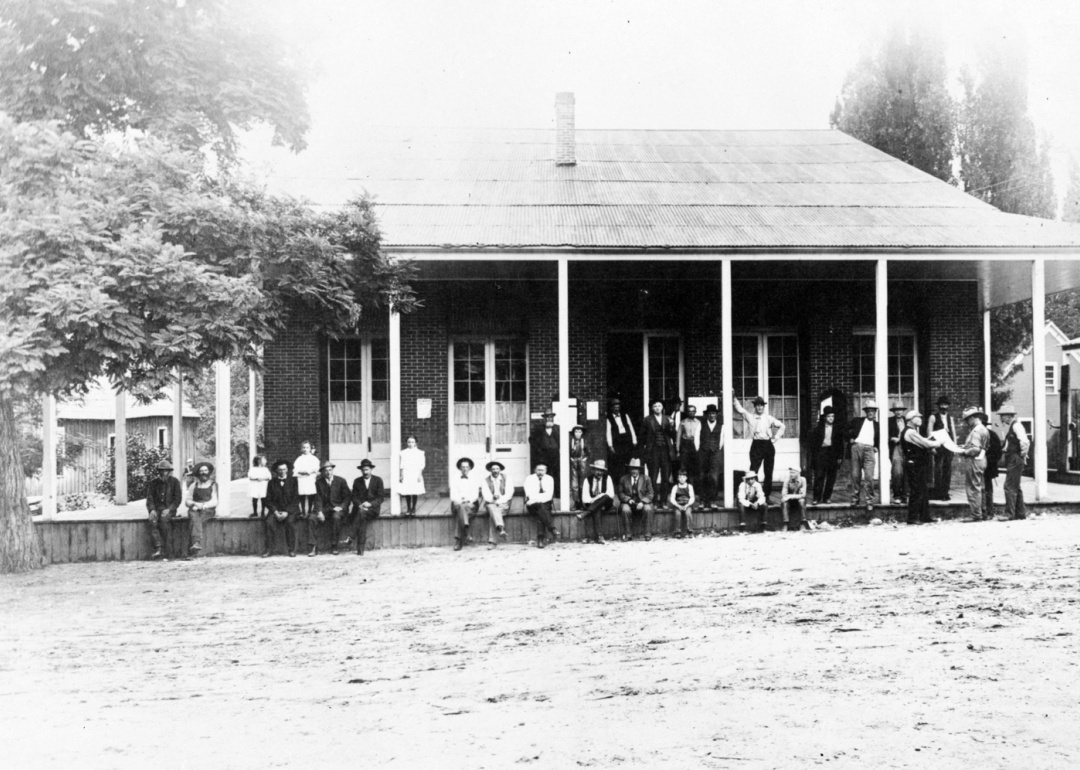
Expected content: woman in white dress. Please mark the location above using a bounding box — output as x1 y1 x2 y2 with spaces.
293 440 320 520
399 435 426 515
247 454 271 518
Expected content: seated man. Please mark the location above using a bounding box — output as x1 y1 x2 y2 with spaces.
183 461 218 558
350 459 383 556
263 459 299 557
146 459 182 560
737 470 766 532
780 466 808 531
524 462 558 548
481 460 513 547
578 459 615 545
450 457 481 551
313 460 351 556
617 458 654 541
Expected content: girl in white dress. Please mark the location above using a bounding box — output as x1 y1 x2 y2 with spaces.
248 454 271 518
293 440 320 520
398 435 426 515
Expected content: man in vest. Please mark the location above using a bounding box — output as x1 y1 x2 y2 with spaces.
847 400 880 512
957 407 991 522
901 410 943 525
616 457 654 541
606 397 637 481
481 460 513 547
926 395 956 500
698 404 724 510
998 404 1030 520
524 462 558 548
887 403 909 504
578 459 615 544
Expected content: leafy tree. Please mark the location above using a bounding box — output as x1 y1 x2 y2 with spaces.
957 36 1056 218
185 360 263 480
0 0 310 163
830 24 955 182
1062 158 1080 224
95 432 170 502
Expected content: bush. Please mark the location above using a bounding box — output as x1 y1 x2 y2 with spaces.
59 492 112 512
95 432 172 501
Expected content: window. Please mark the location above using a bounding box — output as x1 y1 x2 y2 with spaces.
156 427 168 449
107 433 116 450
853 331 917 413
733 333 799 438
327 337 390 445
1045 363 1059 394
646 335 682 407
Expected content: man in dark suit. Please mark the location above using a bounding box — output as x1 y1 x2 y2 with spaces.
146 460 183 560
924 395 956 500
263 459 300 557
810 406 845 504
350 459 384 556
616 458 654 541
313 460 351 556
530 411 560 497
698 405 724 510
640 398 676 505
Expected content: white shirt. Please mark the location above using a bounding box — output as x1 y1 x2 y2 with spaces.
451 473 482 505
524 473 554 504
855 418 876 446
734 400 785 441
822 424 833 447
582 474 614 503
481 473 513 505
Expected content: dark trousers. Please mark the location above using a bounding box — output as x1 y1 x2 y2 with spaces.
679 442 700 489
618 501 654 538
528 501 556 540
264 512 297 554
645 450 671 504
326 508 347 547
932 450 953 500
738 501 765 531
781 499 806 528
749 439 776 501
569 459 587 510
353 509 379 554
580 494 612 540
983 473 996 519
906 461 931 524
609 436 635 482
699 449 722 505
147 509 174 554
1003 453 1026 519
811 448 840 502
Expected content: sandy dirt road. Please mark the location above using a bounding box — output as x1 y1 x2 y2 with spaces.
2 516 1078 769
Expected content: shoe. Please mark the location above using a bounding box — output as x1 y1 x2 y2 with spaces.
596 536 606 545
189 543 202 554
549 528 559 541
308 547 317 557
673 532 683 539
644 535 652 541
356 550 365 556
811 499 820 506
498 526 507 539
260 551 271 558
288 551 296 558
331 548 339 556
454 538 463 551
487 539 497 549
537 539 546 549
151 550 162 560
575 513 584 521
822 498 832 504
866 504 873 513
340 537 352 546
248 513 258 519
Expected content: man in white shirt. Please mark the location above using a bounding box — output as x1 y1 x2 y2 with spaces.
451 457 482 551
481 460 513 547
926 395 956 501
677 404 702 494
957 406 991 522
736 470 765 532
847 401 880 511
997 404 1030 520
733 393 785 503
780 466 808 531
606 397 638 481
524 462 558 548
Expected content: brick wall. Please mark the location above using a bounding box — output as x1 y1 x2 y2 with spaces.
263 316 322 465
400 283 449 493
924 280 983 427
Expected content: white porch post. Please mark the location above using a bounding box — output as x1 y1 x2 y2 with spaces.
248 365 258 466
389 305 402 516
41 394 58 520
1032 259 1047 500
558 257 570 508
983 309 992 413
214 360 231 516
114 389 127 504
721 259 734 510
172 374 184 481
875 259 890 505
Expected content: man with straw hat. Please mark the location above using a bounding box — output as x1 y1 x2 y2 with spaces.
957 406 991 522
578 458 615 544
997 404 1030 520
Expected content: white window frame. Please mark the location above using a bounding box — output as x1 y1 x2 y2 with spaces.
1045 362 1059 394
852 327 918 412
156 426 168 449
642 333 685 416
107 433 116 450
732 330 800 438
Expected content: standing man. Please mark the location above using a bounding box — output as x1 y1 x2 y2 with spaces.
887 403 909 504
616 457 654 541
480 460 512 547
998 404 1030 520
847 400 880 512
314 460 351 556
677 404 701 497
524 462 558 548
926 396 956 500
606 396 637 481
732 393 785 504
780 466 808 531
901 410 943 525
957 406 990 522
641 398 676 505
698 404 724 510
263 459 299 558
350 459 383 556
810 407 844 505
451 457 482 551
146 460 182 560
530 411 560 499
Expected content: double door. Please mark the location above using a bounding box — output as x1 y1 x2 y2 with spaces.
328 338 391 485
731 332 801 481
450 339 530 485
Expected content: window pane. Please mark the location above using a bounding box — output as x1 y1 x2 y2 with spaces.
345 381 362 401
371 382 388 401
330 381 345 401
329 360 345 380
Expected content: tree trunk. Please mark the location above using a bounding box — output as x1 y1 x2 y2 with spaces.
0 391 45 573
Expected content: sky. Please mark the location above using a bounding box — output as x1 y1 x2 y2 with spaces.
246 0 1080 204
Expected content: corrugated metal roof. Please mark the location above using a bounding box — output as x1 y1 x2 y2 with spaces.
269 127 1080 249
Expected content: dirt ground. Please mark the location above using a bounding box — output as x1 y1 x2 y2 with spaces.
2 515 1079 770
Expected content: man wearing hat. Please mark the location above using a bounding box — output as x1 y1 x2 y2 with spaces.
956 407 991 521
349 459 384 555
481 460 513 546
313 460 351 556
183 461 218 558
606 396 637 481
263 459 299 557
736 470 766 531
641 398 676 505
998 404 1029 520
146 460 182 559
847 401 880 511
578 459 615 544
733 392 785 504
568 424 589 512
810 406 845 505
926 395 957 501
698 404 724 510
617 457 655 541
900 410 944 525
780 466 808 531
450 457 482 551
530 411 561 499
887 403 909 504
677 403 702 495
524 462 558 548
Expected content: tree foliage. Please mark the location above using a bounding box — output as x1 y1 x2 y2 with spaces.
0 0 310 163
1062 158 1080 224
94 432 171 502
829 24 955 182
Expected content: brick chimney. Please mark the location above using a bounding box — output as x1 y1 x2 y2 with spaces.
555 92 576 166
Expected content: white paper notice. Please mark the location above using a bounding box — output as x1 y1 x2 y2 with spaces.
586 401 599 420
416 398 432 419
931 429 962 453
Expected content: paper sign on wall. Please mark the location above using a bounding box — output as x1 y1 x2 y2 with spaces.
586 401 599 421
416 398 432 419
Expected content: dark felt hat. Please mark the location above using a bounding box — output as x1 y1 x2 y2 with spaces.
358 459 375 469
456 457 474 470
752 396 767 407
485 460 505 472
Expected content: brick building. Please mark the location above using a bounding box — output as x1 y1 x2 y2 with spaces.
263 94 1080 512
